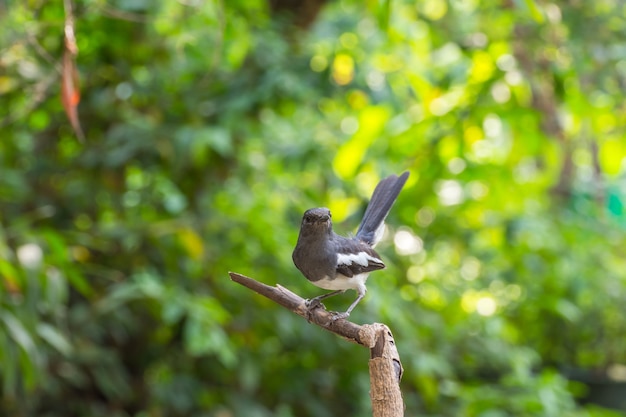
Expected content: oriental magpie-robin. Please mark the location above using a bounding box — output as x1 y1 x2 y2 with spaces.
292 171 409 319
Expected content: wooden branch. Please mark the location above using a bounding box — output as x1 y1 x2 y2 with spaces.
229 272 404 417
366 325 404 416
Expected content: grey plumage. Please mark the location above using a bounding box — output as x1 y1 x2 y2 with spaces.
292 172 409 319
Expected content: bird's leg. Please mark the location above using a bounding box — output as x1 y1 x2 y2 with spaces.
331 288 366 321
306 290 344 310
304 290 344 322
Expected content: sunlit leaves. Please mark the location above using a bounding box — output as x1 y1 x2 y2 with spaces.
520 0 545 23
178 228 204 261
332 105 391 179
599 139 626 176
468 50 495 84
331 53 355 85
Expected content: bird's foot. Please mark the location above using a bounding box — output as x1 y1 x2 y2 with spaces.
304 298 325 322
305 297 324 310
330 311 349 321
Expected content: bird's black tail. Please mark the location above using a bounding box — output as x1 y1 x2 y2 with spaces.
356 171 409 246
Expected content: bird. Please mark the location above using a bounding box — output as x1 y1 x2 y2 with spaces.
292 171 409 320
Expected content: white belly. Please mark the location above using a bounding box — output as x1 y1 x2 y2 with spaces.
311 272 369 294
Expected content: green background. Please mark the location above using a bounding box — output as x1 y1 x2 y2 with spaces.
2 0 626 415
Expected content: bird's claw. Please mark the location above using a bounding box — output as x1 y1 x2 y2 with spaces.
305 298 324 310
304 298 324 322
304 299 350 322
330 311 349 321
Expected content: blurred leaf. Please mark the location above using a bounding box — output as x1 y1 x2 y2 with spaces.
522 0 545 23
0 311 37 360
599 139 625 176
36 323 72 356
183 317 236 367
0 260 21 294
554 299 582 322
377 0 391 31
333 105 391 179
91 357 132 401
0 76 19 94
178 228 204 260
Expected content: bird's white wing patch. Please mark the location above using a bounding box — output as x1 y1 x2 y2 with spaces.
371 223 386 248
337 252 382 267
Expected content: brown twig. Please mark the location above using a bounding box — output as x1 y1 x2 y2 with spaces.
230 272 365 341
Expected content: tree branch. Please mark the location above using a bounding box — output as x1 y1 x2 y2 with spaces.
228 271 404 416
229 271 364 343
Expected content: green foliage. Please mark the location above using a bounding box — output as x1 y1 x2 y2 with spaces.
1 0 626 416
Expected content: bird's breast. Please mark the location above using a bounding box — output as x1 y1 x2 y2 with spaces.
292 241 338 281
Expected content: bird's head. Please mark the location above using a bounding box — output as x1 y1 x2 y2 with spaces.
300 207 332 235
